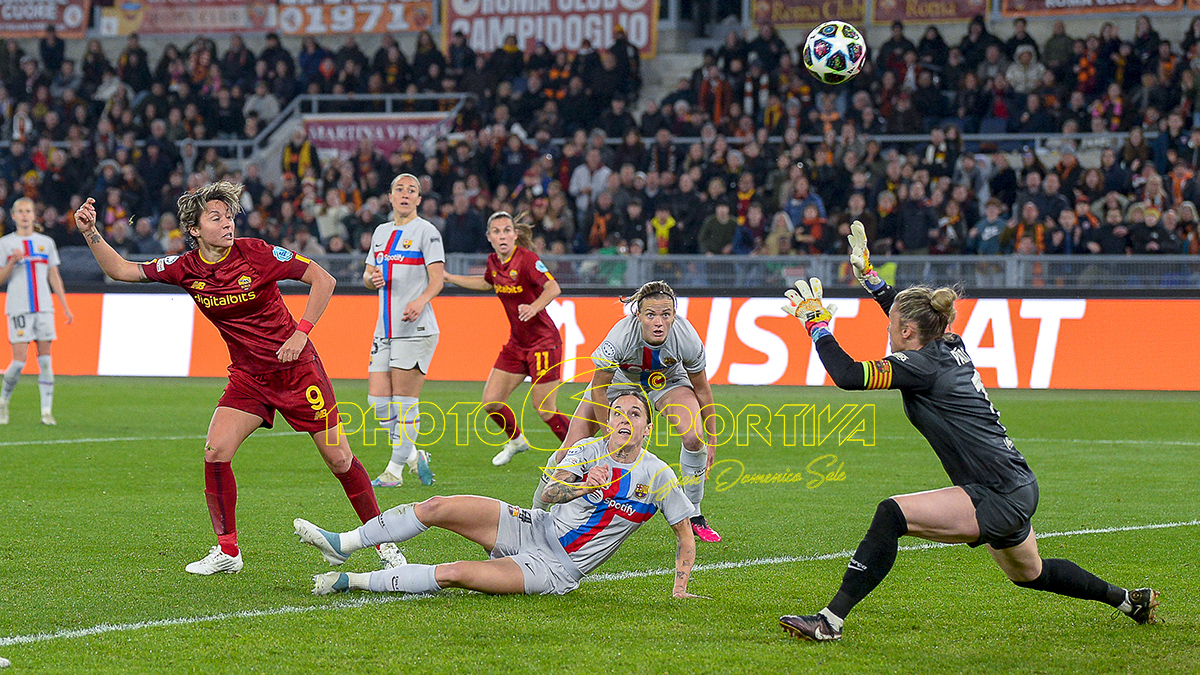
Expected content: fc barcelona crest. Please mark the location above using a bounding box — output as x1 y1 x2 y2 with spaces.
634 484 649 499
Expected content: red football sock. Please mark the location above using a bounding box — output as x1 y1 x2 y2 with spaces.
334 456 381 524
204 461 238 556
546 413 570 441
488 404 521 440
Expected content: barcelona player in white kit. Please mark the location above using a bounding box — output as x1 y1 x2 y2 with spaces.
294 391 705 599
364 173 445 487
0 198 73 425
532 281 722 542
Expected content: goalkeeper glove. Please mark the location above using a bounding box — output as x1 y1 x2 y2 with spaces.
848 221 886 293
783 278 837 341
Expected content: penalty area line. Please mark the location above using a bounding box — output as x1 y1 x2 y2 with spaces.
0 594 426 648
585 518 1200 582
0 431 301 448
2 519 1197 648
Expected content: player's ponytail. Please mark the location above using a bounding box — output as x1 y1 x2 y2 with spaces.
486 210 534 250
893 286 959 344
620 280 677 314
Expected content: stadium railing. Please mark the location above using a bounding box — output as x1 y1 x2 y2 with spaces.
0 93 475 161
73 251 1200 295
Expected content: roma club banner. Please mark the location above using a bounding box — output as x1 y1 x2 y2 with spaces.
303 112 457 157
443 0 660 58
999 0 1183 16
99 0 271 35
0 0 90 38
275 0 433 36
752 0 865 29
873 0 985 23
9 293 1200 391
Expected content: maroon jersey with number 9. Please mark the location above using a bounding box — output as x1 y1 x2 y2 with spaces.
141 238 316 374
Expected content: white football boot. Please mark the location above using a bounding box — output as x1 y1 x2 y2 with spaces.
185 546 243 575
377 542 407 568
492 433 530 466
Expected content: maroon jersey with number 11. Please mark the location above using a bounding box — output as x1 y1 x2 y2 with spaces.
483 247 562 349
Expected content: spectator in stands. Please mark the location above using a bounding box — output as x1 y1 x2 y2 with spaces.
569 148 611 216
1006 19 1039 61
877 22 916 74
699 199 735 255
1007 45 1046 95
960 15 1003 70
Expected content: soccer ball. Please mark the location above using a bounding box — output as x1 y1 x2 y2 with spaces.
803 20 867 85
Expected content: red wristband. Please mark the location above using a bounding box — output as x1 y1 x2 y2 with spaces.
296 320 315 334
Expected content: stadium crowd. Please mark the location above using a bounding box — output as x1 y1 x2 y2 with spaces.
1 15 1200 265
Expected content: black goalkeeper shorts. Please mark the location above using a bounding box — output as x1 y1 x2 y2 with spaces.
961 480 1039 550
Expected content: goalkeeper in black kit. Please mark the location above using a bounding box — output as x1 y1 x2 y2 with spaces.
775 223 1160 642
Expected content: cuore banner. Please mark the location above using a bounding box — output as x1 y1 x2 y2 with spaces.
999 0 1183 17
11 293 1200 391
443 0 660 58
0 0 90 38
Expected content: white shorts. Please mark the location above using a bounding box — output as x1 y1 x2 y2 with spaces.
491 503 583 596
8 311 55 343
609 372 693 409
368 335 439 373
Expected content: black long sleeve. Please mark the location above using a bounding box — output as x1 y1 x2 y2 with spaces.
815 334 867 390
870 281 898 315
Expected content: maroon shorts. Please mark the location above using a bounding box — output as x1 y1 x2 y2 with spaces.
218 357 340 434
494 340 563 384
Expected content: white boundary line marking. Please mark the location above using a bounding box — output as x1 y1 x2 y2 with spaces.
2 519 1196 648
0 431 300 448
3 432 1199 449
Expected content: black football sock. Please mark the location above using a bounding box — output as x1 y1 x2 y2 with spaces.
827 498 908 619
1013 558 1128 606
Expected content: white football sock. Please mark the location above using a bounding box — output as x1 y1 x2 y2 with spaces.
390 396 420 466
368 395 397 432
679 443 708 517
530 473 550 511
353 502 428 549
819 608 844 630
368 564 441 593
1 360 23 403
37 355 53 413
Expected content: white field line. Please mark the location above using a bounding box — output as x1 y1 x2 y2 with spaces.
2 518 1196 649
587 518 1200 582
0 431 300 448
3 432 1199 449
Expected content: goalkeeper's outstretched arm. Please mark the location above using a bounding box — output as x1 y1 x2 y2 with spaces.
848 220 897 315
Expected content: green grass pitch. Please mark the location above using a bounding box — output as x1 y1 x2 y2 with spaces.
0 377 1197 673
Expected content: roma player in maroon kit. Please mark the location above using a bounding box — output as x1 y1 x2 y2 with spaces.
444 212 571 466
74 182 404 574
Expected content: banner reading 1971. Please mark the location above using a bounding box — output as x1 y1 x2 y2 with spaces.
443 0 659 58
